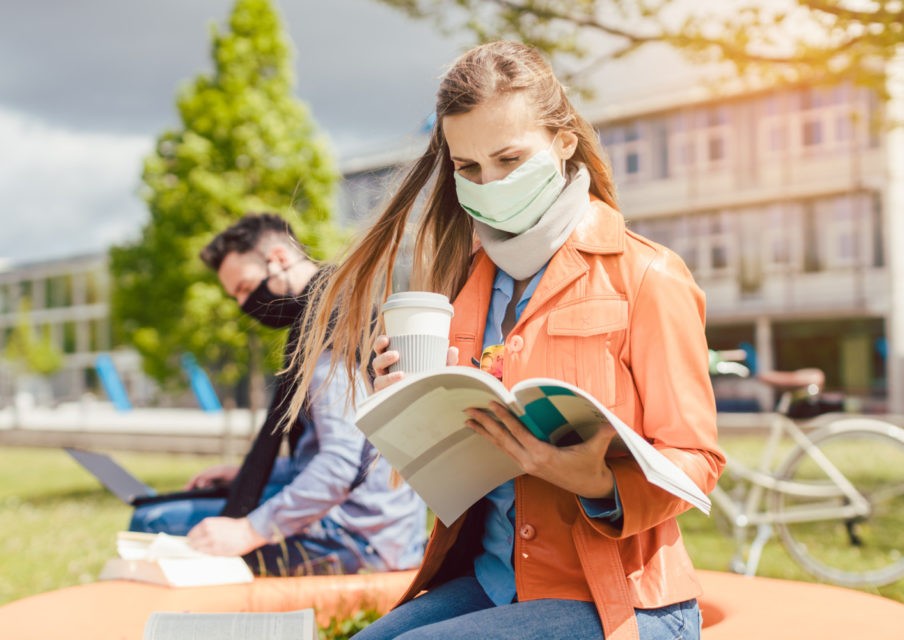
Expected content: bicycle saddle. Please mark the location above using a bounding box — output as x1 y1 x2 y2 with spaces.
757 368 825 391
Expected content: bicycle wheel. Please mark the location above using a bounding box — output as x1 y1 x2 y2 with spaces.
772 418 904 587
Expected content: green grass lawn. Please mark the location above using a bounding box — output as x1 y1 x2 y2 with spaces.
0 447 218 604
1 437 902 612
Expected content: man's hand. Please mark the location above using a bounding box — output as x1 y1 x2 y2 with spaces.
184 464 240 490
186 517 269 557
464 401 618 498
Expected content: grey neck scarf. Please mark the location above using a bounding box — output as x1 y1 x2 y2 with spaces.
474 164 592 280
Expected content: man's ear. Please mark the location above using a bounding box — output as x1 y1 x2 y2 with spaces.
267 244 292 271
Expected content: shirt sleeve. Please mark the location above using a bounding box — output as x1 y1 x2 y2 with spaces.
585 249 726 539
246 352 366 541
578 481 623 523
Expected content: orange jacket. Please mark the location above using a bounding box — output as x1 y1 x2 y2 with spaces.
396 200 725 640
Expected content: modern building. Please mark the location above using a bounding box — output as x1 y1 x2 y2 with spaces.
338 61 904 413
0 253 151 406
597 82 892 411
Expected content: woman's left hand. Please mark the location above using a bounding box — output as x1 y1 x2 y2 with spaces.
465 401 618 498
187 517 268 557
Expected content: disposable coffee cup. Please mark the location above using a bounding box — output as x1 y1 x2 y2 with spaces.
382 291 454 374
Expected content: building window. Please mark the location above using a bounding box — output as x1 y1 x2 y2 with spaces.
797 85 861 154
762 203 803 272
759 84 870 160
802 119 823 147
816 194 877 270
62 321 77 354
651 120 670 180
0 285 10 315
626 151 640 175
767 123 787 152
700 106 730 169
600 122 648 183
871 193 884 268
600 122 651 182
708 135 726 162
667 106 731 175
628 217 673 246
672 211 735 278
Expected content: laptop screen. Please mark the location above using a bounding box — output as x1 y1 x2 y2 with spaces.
65 448 156 504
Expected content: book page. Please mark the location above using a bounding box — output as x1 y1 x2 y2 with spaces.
405 433 520 525
513 378 711 514
368 387 501 460
117 532 209 560
105 532 254 586
144 609 315 640
355 367 521 525
357 367 511 466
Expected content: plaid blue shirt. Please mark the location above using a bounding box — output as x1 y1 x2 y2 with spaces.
247 351 426 570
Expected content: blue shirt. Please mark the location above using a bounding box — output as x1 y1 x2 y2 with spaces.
247 351 427 570
474 266 623 605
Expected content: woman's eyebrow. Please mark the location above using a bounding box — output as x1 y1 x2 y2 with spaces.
451 146 520 162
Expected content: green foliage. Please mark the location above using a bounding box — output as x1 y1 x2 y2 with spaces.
110 0 344 388
318 609 382 639
3 298 64 376
376 0 904 96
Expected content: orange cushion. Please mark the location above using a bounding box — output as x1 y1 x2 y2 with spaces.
0 570 902 639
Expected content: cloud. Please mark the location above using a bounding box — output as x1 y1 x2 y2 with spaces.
0 108 151 263
0 0 464 146
0 0 467 263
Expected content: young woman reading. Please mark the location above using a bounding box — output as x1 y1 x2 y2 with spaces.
289 41 724 640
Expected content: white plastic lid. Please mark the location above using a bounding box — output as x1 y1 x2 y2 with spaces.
382 291 454 315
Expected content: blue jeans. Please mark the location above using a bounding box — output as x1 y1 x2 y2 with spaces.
352 576 701 640
244 516 387 577
129 497 229 536
128 486 385 577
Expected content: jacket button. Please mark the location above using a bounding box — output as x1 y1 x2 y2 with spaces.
519 524 536 540
508 335 524 352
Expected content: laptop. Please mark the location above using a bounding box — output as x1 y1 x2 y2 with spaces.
64 447 228 506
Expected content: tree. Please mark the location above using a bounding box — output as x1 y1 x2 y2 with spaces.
110 0 342 392
4 298 64 378
377 0 903 96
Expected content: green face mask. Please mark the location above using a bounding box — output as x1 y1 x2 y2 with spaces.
453 141 566 234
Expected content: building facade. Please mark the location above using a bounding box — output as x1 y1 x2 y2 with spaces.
0 254 149 406
603 83 891 411
338 79 903 413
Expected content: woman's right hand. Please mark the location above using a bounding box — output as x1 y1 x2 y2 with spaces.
372 335 460 392
372 335 405 392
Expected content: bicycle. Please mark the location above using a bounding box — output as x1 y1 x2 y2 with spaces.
708 354 904 588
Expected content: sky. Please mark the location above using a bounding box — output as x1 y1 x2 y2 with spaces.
0 0 466 265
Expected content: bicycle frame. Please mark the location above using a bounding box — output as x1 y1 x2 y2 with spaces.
709 398 872 576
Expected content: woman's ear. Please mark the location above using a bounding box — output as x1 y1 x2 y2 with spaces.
557 129 579 160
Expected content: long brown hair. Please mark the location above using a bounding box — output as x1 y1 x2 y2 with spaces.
285 40 618 423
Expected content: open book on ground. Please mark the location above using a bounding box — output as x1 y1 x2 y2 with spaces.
355 366 711 525
99 531 254 587
144 609 316 640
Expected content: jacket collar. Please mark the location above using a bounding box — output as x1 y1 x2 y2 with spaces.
568 197 625 255
451 199 626 352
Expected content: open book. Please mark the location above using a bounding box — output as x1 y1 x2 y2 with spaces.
355 366 711 525
144 609 316 640
99 531 254 587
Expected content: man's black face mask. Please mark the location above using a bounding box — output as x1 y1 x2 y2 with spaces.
240 274 304 329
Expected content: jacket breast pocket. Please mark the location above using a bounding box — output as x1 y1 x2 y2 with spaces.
546 296 628 408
